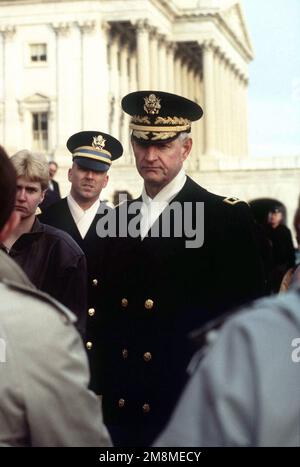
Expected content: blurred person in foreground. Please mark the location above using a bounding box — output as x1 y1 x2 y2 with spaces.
154 287 300 447
0 145 111 447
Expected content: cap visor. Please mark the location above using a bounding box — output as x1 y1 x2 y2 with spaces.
74 156 110 172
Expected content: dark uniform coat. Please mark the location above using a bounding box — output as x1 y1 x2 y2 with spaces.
39 198 110 387
99 176 266 446
1 218 87 336
265 224 295 292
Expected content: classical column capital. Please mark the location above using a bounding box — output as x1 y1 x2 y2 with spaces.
202 39 215 52
0 25 16 40
166 41 176 53
149 26 158 38
136 19 150 33
101 21 111 34
158 33 167 45
77 20 96 35
52 22 72 36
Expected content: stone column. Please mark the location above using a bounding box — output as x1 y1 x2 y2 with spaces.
182 59 189 98
120 42 130 160
196 71 205 158
0 26 17 151
174 53 182 95
108 35 120 138
236 71 242 158
52 22 74 154
129 47 137 92
149 27 159 89
79 20 110 131
202 40 216 156
223 57 231 157
166 42 176 93
136 20 150 89
241 75 249 157
158 34 168 91
218 53 226 156
231 64 238 157
213 46 221 155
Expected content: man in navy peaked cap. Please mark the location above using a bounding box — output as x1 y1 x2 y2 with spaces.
96 90 267 447
40 130 123 388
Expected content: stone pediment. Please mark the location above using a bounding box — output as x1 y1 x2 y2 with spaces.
220 2 254 57
22 93 49 104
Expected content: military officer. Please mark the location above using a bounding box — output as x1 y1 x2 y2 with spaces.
155 288 300 446
0 146 111 447
39 131 123 390
99 91 267 446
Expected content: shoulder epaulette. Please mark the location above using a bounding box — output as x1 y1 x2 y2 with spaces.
1 279 75 323
223 197 248 206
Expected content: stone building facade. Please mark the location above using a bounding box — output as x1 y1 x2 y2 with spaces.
0 0 299 238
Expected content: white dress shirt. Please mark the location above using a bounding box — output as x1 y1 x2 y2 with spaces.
140 168 187 239
67 194 100 239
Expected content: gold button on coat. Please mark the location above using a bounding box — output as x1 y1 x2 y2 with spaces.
121 298 128 308
86 341 93 350
118 398 125 408
92 279 98 287
143 352 152 362
144 299 154 310
88 308 95 316
122 349 128 359
142 403 150 413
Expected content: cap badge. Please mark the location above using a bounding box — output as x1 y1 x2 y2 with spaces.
92 135 106 150
144 94 161 115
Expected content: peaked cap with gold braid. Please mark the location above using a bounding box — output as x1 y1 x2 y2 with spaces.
67 131 123 172
122 91 203 143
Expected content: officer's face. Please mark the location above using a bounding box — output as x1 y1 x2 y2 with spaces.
15 177 45 219
132 136 192 196
68 162 108 205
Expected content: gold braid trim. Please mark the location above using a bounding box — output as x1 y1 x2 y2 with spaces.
132 130 150 140
155 116 190 126
131 115 151 124
130 123 191 132
75 145 111 157
151 132 177 140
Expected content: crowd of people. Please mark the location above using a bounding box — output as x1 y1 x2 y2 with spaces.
0 90 299 447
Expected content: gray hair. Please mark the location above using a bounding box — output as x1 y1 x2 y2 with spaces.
177 132 191 142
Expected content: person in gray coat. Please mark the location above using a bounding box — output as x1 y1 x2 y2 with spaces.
154 290 300 447
0 145 111 447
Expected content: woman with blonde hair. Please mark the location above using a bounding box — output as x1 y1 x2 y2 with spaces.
1 149 87 337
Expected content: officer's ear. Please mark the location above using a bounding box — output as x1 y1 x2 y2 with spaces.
0 211 20 243
181 137 192 161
